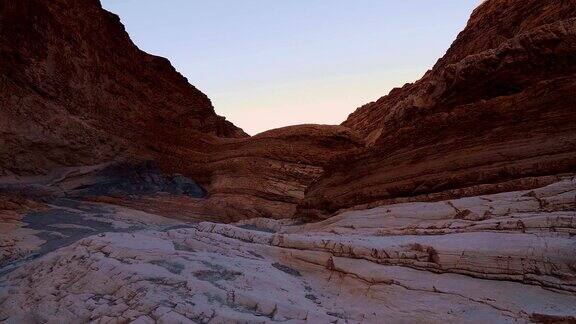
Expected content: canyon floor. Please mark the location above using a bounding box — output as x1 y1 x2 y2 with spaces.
1 173 575 323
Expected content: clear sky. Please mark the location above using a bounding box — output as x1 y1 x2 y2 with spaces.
101 0 479 135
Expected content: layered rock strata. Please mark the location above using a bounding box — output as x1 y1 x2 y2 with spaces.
0 0 363 220
0 0 246 177
1 179 575 322
300 0 576 218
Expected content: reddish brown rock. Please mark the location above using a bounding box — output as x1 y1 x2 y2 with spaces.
0 0 246 177
91 125 364 220
300 0 576 218
0 0 364 220
2 0 575 222
1 1 576 321
189 125 364 220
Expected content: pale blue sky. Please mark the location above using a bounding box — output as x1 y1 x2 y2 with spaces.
101 0 479 134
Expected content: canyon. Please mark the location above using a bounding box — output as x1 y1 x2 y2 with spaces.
1 0 575 323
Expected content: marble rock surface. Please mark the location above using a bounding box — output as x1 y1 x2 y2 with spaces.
1 178 574 323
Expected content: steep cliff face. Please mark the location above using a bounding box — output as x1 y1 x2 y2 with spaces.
0 0 246 176
2 0 575 221
300 0 576 218
1 1 575 320
0 0 364 220
343 0 576 140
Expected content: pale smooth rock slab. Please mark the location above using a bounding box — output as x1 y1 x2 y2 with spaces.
1 179 575 323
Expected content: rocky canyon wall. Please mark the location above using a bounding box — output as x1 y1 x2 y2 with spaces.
1 1 575 321
0 0 363 220
0 0 246 176
299 0 576 218
1 0 575 221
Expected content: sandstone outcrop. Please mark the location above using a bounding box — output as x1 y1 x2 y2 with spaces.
180 125 364 220
0 0 245 177
0 125 363 223
0 0 363 220
300 0 576 218
1 0 576 321
6 0 574 222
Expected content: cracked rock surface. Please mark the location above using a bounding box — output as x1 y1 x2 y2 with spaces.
1 179 575 323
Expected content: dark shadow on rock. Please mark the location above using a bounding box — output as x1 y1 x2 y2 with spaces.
68 161 206 198
21 208 116 256
271 262 302 277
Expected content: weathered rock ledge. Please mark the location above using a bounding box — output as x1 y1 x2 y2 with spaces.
1 179 574 323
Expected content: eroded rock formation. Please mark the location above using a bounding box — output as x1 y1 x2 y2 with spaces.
5 0 574 221
1 179 575 322
1 0 576 322
0 0 363 220
300 0 576 218
0 0 246 177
